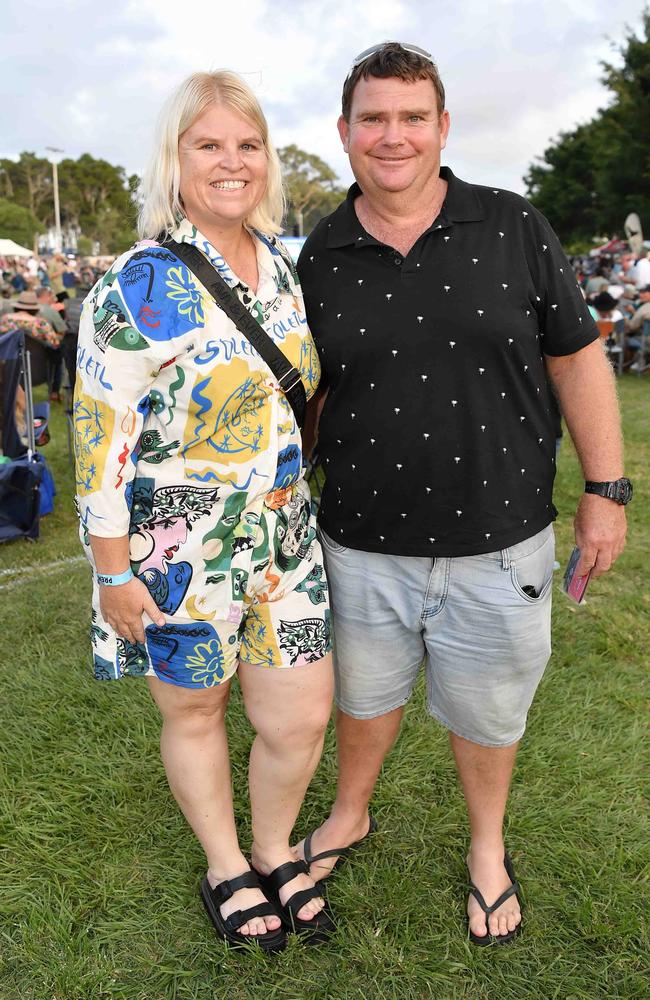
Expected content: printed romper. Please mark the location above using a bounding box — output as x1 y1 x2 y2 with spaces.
74 221 331 688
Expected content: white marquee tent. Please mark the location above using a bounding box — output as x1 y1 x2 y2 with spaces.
0 239 33 258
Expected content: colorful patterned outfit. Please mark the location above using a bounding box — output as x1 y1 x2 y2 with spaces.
74 221 331 687
0 311 62 348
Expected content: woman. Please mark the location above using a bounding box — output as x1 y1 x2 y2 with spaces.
74 71 334 952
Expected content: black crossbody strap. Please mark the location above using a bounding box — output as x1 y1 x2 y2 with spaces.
160 239 306 428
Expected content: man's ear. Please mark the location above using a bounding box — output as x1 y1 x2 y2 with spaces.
337 115 350 152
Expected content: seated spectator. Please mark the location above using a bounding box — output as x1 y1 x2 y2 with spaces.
585 268 610 297
0 290 62 348
36 286 66 337
627 285 650 332
10 268 28 294
0 284 14 316
588 291 624 323
630 252 650 289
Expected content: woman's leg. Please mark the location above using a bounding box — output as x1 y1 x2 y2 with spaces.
239 654 334 921
146 676 280 936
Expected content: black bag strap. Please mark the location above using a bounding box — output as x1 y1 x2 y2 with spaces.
160 239 306 428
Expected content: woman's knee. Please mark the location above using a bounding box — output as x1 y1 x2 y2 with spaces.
147 676 230 730
255 699 332 750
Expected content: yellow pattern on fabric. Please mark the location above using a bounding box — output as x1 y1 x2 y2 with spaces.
73 390 116 496
182 356 272 465
239 602 281 667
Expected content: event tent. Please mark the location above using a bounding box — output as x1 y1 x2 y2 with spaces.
0 239 33 258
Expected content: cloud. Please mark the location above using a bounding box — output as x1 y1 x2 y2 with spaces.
0 0 647 199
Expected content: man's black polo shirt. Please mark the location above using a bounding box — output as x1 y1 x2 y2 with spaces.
298 167 598 557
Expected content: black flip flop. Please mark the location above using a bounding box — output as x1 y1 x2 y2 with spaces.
467 852 522 946
200 870 286 953
254 860 335 945
303 815 378 884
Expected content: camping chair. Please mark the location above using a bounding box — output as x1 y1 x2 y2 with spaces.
596 318 626 375
0 329 55 543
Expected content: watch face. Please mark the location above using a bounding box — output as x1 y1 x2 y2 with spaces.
618 479 633 503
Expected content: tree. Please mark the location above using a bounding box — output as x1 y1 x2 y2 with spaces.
525 10 650 243
57 154 137 251
0 151 138 253
278 145 345 235
0 197 41 248
0 153 53 227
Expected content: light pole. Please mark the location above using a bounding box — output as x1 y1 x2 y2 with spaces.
46 146 64 252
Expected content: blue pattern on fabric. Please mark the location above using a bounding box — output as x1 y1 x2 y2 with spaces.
145 622 227 687
118 252 205 341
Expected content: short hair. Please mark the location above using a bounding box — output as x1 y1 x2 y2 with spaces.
341 43 445 121
138 70 285 240
35 286 49 298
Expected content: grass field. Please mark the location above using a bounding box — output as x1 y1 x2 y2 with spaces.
0 381 648 1000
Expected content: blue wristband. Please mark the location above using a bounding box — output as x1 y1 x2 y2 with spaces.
96 568 134 587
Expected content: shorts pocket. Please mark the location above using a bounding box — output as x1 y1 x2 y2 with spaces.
508 528 555 603
318 527 349 554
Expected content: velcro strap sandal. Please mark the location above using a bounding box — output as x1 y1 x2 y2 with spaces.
200 870 286 953
254 860 335 945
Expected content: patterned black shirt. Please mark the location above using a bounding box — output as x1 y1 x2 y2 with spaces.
298 168 599 557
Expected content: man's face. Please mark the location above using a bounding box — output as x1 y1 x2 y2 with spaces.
338 76 450 201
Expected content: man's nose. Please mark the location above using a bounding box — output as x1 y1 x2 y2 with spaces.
381 120 405 145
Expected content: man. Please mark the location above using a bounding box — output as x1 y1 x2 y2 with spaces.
630 251 650 289
296 43 630 944
47 253 68 303
36 285 66 338
626 284 650 372
627 284 650 332
36 285 67 400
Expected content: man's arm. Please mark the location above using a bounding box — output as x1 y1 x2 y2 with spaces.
545 339 627 578
301 386 328 460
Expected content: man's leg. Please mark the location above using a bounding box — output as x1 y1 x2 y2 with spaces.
450 733 521 938
297 705 403 880
427 526 555 939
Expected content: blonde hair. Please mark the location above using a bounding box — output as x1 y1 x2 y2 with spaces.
138 70 285 239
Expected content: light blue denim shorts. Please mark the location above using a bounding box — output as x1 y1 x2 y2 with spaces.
319 524 555 747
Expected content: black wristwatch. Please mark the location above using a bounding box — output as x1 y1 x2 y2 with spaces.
584 478 633 505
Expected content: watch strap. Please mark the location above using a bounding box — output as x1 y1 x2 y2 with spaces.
584 478 632 504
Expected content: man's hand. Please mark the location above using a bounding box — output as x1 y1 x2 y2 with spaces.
573 492 627 578
99 577 165 644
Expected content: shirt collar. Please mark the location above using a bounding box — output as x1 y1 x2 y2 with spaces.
326 166 485 249
170 218 280 301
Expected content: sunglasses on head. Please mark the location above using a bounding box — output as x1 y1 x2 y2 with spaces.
347 42 433 78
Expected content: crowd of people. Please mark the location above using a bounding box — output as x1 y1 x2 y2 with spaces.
572 250 650 371
0 253 99 400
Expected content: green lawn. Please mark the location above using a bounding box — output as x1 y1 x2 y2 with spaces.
0 381 648 1000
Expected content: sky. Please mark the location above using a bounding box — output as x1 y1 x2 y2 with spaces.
1 0 648 197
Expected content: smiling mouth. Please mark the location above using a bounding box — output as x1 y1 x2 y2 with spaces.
211 180 247 190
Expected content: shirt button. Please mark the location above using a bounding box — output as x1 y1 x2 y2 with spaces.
393 255 403 266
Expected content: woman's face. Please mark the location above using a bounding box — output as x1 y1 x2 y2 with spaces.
178 103 268 235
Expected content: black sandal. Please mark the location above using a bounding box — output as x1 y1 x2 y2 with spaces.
200 870 286 953
303 815 378 884
467 852 522 946
254 860 335 945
